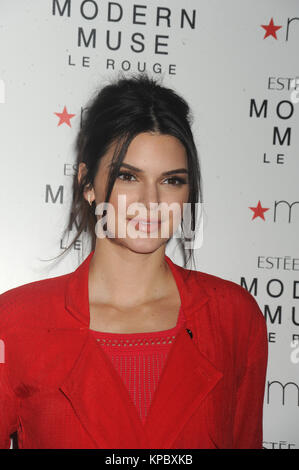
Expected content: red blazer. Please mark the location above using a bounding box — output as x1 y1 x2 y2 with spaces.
0 250 268 449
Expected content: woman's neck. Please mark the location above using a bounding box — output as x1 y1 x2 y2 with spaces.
88 239 172 309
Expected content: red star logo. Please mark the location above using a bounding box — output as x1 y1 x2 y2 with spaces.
54 106 76 127
261 18 282 39
249 201 270 220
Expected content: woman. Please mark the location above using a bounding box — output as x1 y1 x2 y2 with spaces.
0 73 268 449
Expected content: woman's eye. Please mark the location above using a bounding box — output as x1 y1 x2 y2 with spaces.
117 172 136 182
164 177 186 186
117 172 187 185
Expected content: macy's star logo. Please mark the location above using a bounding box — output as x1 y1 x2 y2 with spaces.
249 201 269 220
54 106 76 127
261 18 282 39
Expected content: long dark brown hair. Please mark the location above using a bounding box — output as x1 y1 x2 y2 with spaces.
49 72 203 272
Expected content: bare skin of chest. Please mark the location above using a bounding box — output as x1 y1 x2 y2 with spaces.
89 294 181 334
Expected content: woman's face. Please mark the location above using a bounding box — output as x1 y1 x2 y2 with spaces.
79 132 189 254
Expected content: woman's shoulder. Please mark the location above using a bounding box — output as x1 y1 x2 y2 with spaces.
0 272 71 328
179 264 265 328
180 262 253 295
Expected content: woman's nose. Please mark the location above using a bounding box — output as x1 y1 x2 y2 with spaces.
138 182 160 210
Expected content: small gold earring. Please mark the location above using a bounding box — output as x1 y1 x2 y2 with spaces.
88 195 92 206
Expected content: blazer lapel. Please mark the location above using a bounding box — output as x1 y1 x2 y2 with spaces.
59 323 223 449
62 250 224 448
59 330 149 449
143 325 223 448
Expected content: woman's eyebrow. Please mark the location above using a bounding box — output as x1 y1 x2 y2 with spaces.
118 162 188 176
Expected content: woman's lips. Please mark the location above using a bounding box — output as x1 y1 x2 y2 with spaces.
127 218 162 233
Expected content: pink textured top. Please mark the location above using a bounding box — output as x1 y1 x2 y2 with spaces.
90 305 186 424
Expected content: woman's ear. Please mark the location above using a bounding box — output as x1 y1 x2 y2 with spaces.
77 162 87 185
78 162 95 204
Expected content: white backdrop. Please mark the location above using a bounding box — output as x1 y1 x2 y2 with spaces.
0 0 298 449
